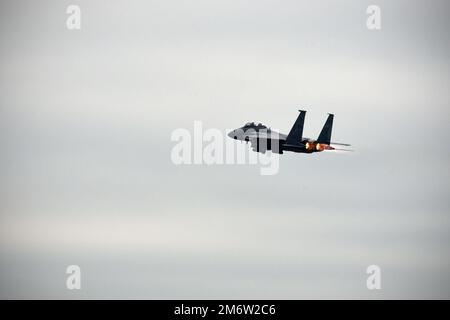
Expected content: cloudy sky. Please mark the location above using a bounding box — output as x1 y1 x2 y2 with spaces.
0 0 449 299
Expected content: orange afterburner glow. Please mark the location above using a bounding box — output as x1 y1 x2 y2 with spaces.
305 142 335 152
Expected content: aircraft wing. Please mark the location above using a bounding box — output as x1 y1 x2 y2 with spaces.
248 136 283 153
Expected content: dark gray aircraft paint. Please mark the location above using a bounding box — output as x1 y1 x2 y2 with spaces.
228 111 350 154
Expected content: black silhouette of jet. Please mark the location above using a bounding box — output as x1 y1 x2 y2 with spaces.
227 110 350 154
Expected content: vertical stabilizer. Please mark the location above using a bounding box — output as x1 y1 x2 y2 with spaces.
286 110 306 145
317 113 333 144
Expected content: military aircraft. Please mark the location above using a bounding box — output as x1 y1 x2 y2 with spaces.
227 110 350 154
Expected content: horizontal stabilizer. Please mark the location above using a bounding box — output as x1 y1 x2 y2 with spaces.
331 142 351 146
332 148 354 152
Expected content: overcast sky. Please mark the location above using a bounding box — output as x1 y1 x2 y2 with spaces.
0 0 449 298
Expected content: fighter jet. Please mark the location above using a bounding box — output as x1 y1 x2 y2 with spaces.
227 110 350 154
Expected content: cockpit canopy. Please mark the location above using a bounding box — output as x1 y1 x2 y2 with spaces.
244 122 267 129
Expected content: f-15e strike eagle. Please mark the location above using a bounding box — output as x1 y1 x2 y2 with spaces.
227 110 350 154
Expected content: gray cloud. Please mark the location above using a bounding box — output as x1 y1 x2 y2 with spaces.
0 0 449 299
